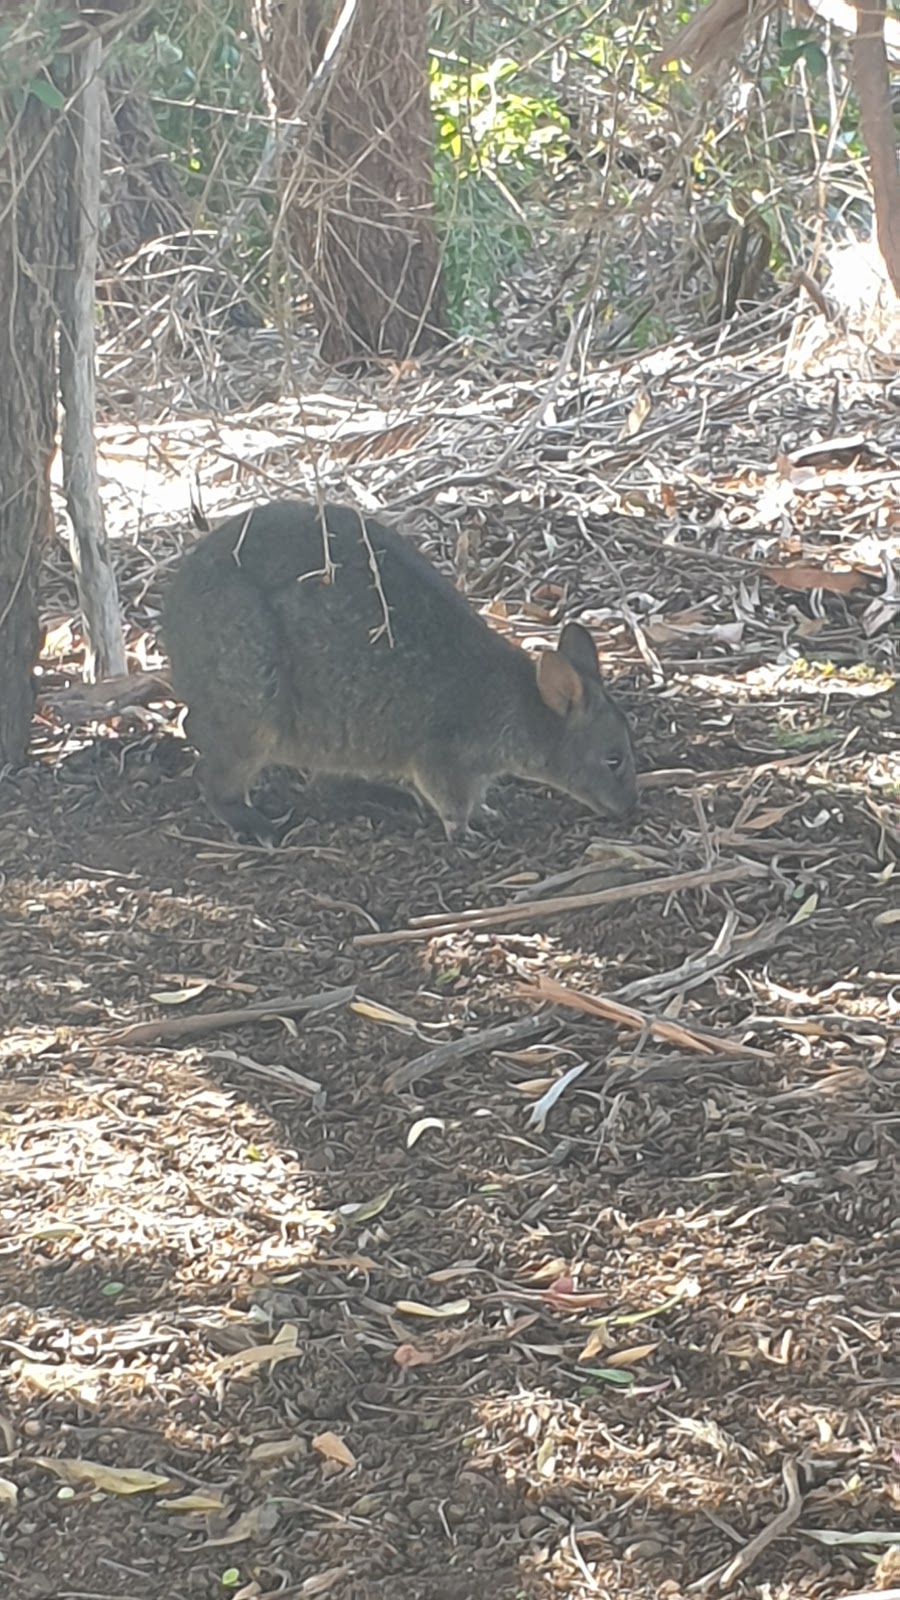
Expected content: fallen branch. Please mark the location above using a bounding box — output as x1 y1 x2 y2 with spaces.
512 973 771 1060
612 916 787 1007
353 863 767 948
719 1458 805 1588
37 669 170 724
384 1013 553 1094
100 985 356 1046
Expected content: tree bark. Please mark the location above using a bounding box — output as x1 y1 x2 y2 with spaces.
0 91 65 767
851 0 900 297
60 34 127 680
253 0 448 364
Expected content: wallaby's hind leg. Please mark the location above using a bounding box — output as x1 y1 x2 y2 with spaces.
184 710 280 846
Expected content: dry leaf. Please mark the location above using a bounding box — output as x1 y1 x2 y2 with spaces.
349 998 416 1028
394 1298 470 1319
312 1432 357 1469
407 1117 445 1148
36 1458 174 1495
789 892 819 924
741 804 798 830
248 1438 307 1465
622 389 651 437
16 1361 99 1401
159 1491 227 1513
203 1502 280 1545
341 1187 395 1223
149 983 210 1004
524 1258 571 1284
578 1326 612 1361
606 1342 659 1367
0 1476 18 1506
762 563 866 594
393 1343 435 1368
211 1339 302 1375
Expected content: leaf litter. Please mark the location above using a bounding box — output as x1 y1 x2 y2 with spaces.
1 268 898 1600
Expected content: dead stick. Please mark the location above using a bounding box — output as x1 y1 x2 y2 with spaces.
384 1013 553 1094
718 1459 804 1589
100 986 356 1047
513 975 768 1059
353 863 766 948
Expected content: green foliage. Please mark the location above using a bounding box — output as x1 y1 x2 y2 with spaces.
0 5 68 114
779 26 828 80
109 1 266 221
430 54 569 330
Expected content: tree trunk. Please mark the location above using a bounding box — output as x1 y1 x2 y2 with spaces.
851 0 900 297
60 34 128 681
0 92 66 767
253 0 448 364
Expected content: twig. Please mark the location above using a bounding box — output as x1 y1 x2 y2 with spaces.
384 1013 553 1094
512 973 771 1061
718 1459 805 1589
99 986 356 1046
353 863 767 948
611 917 787 1006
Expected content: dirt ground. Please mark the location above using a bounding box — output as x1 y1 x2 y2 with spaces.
2 330 900 1600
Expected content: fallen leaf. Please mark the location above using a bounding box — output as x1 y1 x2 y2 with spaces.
789 892 819 924
762 563 866 594
741 804 798 830
211 1339 303 1375
248 1438 307 1465
407 1117 445 1148
578 1326 612 1361
349 998 416 1028
621 389 651 437
339 1187 395 1223
524 1259 571 1284
393 1343 435 1368
159 1491 227 1513
204 1502 280 1545
394 1298 470 1319
312 1432 356 1469
149 984 210 1004
0 1476 18 1506
36 1458 174 1495
606 1342 659 1367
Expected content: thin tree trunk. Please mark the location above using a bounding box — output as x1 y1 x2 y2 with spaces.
0 93 65 767
60 33 127 680
851 0 900 296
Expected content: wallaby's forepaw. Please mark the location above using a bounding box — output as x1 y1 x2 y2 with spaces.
209 797 280 849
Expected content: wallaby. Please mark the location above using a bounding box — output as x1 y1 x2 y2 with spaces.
162 500 638 844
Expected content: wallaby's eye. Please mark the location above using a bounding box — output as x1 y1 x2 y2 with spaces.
606 754 622 772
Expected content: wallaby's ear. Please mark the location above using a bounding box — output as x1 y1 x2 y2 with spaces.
536 649 585 717
558 621 601 682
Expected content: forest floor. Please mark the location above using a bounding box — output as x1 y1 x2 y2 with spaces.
1 290 899 1600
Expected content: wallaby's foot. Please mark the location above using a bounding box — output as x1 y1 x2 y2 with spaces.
208 794 280 849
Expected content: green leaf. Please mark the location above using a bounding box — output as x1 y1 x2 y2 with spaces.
801 42 828 76
29 80 65 110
